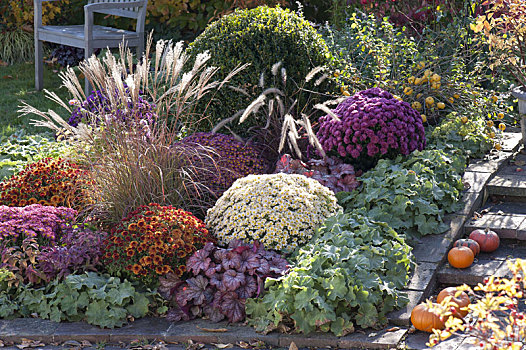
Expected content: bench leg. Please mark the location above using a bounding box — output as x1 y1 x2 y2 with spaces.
84 45 93 96
35 39 43 91
136 41 144 61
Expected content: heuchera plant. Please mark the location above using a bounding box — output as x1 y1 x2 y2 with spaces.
38 227 108 281
174 132 269 198
316 88 426 170
0 205 77 245
160 240 289 324
274 154 361 193
0 157 94 211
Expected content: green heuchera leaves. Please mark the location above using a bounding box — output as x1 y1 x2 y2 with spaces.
246 212 413 336
427 112 493 159
0 272 154 328
337 149 465 239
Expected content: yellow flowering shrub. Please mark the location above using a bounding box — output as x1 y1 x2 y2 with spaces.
205 174 342 253
0 0 69 29
428 259 526 350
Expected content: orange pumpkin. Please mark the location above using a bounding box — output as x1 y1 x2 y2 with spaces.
453 239 480 257
448 247 474 269
436 287 470 318
411 303 445 333
469 228 500 253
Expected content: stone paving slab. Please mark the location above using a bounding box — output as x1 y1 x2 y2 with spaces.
500 132 523 152
465 152 512 173
437 258 505 285
464 213 526 239
387 291 424 327
487 174 526 198
462 171 492 194
404 331 465 350
481 201 526 215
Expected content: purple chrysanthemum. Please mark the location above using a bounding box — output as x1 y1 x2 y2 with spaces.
316 88 426 170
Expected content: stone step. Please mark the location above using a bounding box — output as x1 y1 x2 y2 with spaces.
437 244 526 286
486 152 526 201
464 211 526 240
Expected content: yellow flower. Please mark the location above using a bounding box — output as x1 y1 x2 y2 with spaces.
414 77 423 85
497 112 504 119
404 87 413 95
421 114 427 123
437 102 445 109
430 73 441 82
489 131 496 138
461 116 468 124
416 93 423 99
487 120 494 127
495 143 502 151
408 76 416 84
343 90 351 96
499 123 506 131
453 93 460 99
448 97 454 104
491 95 498 103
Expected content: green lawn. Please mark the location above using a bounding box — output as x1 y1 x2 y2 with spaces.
0 62 70 136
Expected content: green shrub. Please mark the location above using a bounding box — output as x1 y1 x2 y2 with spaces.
187 5 333 133
337 149 465 239
246 211 412 335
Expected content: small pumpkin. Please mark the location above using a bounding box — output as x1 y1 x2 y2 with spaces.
436 287 470 318
448 246 474 269
411 303 445 333
469 228 500 253
453 239 480 257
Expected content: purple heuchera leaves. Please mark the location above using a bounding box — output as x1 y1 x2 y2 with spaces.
275 154 361 193
316 88 426 170
37 227 108 281
164 240 289 323
0 205 77 245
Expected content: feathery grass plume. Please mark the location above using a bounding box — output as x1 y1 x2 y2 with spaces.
18 35 245 226
213 64 334 164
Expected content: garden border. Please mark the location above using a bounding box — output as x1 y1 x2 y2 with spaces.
0 132 523 350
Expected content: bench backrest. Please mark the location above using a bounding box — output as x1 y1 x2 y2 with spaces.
87 0 147 19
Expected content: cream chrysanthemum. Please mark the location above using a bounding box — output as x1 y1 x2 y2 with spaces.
205 173 342 252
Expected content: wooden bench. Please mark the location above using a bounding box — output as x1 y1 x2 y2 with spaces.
34 0 148 94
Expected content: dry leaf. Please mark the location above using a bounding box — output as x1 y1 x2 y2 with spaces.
288 342 298 350
81 341 92 347
385 327 400 332
0 340 4 347
368 332 377 337
3 75 13 79
78 73 85 80
196 326 228 333
212 344 233 349
237 341 250 349
515 160 525 166
16 339 44 349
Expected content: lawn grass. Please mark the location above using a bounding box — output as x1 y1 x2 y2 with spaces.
0 62 70 137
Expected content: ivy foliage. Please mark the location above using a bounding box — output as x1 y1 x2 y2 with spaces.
337 149 465 239
246 211 412 336
0 272 155 328
187 6 333 133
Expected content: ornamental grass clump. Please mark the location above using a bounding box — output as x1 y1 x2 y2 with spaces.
103 203 215 288
0 205 76 246
174 132 269 198
206 173 342 253
316 87 426 170
0 157 94 211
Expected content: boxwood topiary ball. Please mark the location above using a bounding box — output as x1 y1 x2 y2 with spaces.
187 6 332 134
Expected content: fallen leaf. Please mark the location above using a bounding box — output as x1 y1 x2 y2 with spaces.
3 75 13 79
237 341 250 349
80 341 92 347
288 342 298 350
212 344 233 349
78 73 85 79
385 327 400 332
196 326 228 333
0 340 4 347
249 340 266 349
63 340 81 347
368 332 377 337
515 160 525 166
16 339 44 349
